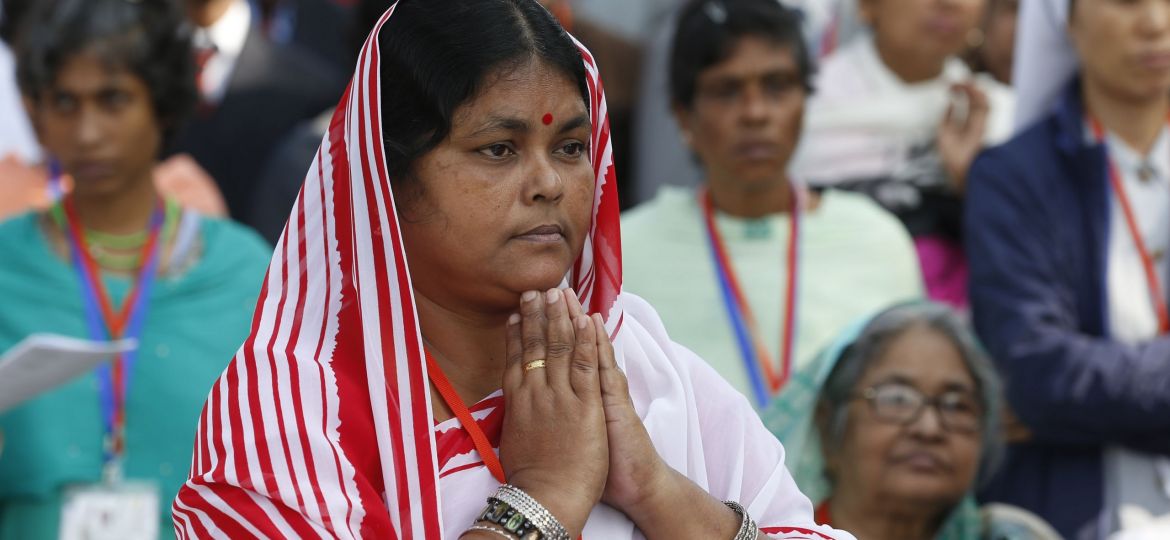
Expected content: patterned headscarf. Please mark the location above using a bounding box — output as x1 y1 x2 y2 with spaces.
171 2 622 537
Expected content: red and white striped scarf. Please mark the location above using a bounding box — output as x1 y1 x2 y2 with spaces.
171 4 622 538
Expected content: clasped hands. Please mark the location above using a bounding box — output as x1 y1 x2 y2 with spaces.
496 288 669 537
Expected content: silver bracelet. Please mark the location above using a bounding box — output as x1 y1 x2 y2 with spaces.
723 500 759 540
465 523 516 539
495 484 571 540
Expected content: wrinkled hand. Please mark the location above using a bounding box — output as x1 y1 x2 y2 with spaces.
937 81 990 193
560 293 669 519
499 289 608 537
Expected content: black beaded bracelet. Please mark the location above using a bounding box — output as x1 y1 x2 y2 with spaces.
476 497 542 540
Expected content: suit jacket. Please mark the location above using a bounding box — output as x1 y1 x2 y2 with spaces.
966 77 1170 540
169 25 343 222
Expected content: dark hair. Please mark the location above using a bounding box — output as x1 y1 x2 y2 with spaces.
15 0 196 144
375 0 589 182
0 0 34 44
670 0 812 108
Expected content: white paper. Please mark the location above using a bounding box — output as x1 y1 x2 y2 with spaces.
0 334 136 413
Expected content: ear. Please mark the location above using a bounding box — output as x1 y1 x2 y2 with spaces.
671 103 696 150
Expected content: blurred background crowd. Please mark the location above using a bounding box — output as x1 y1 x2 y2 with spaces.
2 0 1170 538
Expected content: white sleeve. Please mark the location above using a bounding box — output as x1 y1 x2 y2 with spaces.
676 343 856 540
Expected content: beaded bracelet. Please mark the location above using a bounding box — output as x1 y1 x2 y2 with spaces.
723 500 760 540
495 484 571 540
476 497 540 539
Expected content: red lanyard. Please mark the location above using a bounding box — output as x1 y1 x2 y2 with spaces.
62 196 165 472
1090 118 1170 334
424 348 506 482
700 186 802 404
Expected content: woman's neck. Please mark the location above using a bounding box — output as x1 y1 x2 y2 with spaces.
874 36 947 84
706 175 793 218
1083 74 1169 155
829 496 944 540
70 174 160 235
416 293 512 416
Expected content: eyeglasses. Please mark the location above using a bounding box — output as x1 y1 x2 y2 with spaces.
852 383 983 434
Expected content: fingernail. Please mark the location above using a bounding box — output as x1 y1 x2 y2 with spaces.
508 313 520 325
522 291 538 303
546 289 560 304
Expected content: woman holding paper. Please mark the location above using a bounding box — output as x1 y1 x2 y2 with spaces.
0 0 270 537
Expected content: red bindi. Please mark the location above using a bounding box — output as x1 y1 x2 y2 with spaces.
541 113 553 126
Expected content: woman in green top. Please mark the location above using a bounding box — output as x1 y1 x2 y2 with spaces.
0 0 270 537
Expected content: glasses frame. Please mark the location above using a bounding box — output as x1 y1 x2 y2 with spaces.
851 383 984 435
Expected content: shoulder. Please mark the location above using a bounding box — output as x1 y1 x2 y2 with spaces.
969 116 1066 204
620 186 700 245
813 190 912 243
0 212 41 246
810 41 868 99
198 216 273 271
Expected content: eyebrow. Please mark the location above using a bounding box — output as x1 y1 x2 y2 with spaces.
466 113 591 139
873 373 975 393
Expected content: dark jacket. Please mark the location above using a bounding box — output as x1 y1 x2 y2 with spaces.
966 78 1170 539
169 25 343 223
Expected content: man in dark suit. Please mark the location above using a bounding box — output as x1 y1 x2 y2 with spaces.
171 0 344 224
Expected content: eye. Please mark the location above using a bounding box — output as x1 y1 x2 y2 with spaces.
939 392 979 414
557 141 587 158
99 89 131 110
478 143 516 159
49 92 79 115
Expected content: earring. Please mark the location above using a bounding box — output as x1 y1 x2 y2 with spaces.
966 28 985 49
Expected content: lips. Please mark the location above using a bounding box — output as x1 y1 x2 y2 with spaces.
1137 50 1170 71
514 224 565 243
734 141 779 162
891 449 951 474
71 160 118 182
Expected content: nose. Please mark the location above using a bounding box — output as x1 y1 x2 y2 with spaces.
523 154 565 204
907 403 947 440
74 105 105 150
1137 0 1170 36
738 83 770 126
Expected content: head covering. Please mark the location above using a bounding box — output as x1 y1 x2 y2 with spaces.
760 303 990 540
1013 0 1078 131
171 2 621 538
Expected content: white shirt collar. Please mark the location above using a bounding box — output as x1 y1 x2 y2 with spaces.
197 0 250 60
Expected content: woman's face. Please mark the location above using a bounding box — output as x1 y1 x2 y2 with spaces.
861 0 985 66
674 36 806 192
1070 0 1170 103
27 50 161 199
827 325 983 514
397 59 594 312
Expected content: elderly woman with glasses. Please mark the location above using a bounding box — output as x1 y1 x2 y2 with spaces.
764 302 1059 540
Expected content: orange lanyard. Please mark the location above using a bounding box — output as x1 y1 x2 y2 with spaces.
424 348 506 482
1090 117 1170 334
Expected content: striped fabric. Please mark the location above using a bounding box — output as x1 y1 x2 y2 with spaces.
171 4 621 539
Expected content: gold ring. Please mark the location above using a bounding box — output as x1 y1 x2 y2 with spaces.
523 360 547 372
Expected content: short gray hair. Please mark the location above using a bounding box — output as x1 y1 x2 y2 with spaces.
817 302 1004 486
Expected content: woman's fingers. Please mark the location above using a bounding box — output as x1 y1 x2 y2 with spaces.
503 312 524 390
594 314 630 404
544 289 575 389
569 313 601 400
519 290 549 386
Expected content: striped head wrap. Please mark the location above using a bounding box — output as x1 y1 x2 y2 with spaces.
171 2 622 537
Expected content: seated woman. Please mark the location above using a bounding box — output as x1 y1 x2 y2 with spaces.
791 0 1015 309
171 1 853 539
0 0 270 537
763 303 1060 540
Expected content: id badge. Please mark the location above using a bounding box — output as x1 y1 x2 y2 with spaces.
60 481 160 540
